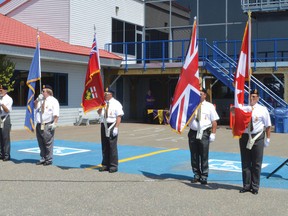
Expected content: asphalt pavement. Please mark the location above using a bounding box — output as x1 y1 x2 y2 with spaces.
0 123 287 216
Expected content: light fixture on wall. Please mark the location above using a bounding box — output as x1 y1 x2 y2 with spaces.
115 6 119 16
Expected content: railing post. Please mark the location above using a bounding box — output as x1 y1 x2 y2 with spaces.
125 43 128 72
162 40 165 71
212 41 217 62
274 39 278 71
182 40 185 64
143 41 147 71
203 39 207 66
234 40 237 62
253 39 257 71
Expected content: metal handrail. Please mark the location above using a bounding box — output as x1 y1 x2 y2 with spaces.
205 41 287 110
105 38 288 109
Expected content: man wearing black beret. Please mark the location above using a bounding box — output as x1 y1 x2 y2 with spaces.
0 84 13 161
97 87 124 173
238 89 271 195
34 84 60 166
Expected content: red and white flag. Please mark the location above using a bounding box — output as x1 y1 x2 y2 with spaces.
232 18 252 138
81 33 105 113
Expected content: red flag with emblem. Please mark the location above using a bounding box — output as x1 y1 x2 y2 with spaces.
81 33 105 113
232 17 252 138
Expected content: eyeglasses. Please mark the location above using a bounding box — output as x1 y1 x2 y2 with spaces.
251 95 258 98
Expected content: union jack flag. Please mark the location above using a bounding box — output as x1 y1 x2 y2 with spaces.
169 18 200 133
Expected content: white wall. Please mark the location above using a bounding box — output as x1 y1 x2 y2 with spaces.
8 0 70 43
70 0 145 49
6 0 144 49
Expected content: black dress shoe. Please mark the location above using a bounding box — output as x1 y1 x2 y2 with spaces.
109 168 118 173
190 178 200 183
251 189 258 195
200 178 207 185
36 161 45 165
43 161 52 166
99 166 109 172
239 188 250 193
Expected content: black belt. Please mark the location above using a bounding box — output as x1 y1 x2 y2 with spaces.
101 122 115 127
243 131 264 136
37 121 53 125
1 115 9 120
191 127 211 133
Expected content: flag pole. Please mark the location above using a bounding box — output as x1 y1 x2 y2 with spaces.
37 29 44 128
248 11 252 106
38 30 42 93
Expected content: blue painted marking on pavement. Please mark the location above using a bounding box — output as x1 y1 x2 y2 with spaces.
11 139 288 190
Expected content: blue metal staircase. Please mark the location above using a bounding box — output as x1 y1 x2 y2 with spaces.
203 41 288 112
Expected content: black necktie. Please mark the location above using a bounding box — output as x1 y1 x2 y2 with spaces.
250 118 254 131
250 107 254 131
196 104 201 122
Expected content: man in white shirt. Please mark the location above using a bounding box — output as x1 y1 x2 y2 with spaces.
188 89 219 185
0 84 13 161
34 85 60 166
97 87 124 173
239 89 271 195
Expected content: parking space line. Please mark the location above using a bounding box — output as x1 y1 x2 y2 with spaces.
85 148 179 170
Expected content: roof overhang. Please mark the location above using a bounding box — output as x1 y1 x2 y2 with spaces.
0 44 122 68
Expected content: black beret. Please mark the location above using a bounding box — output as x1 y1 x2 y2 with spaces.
43 84 53 91
104 87 114 94
200 88 207 94
0 84 8 90
250 89 259 95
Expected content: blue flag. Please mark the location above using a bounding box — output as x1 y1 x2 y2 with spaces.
24 35 41 132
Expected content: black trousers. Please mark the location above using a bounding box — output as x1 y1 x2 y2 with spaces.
0 115 11 159
239 132 265 191
100 123 118 169
188 128 211 179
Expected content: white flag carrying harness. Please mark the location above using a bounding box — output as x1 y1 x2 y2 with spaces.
246 127 264 150
103 118 116 138
0 115 8 129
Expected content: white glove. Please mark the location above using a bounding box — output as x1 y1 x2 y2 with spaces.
209 133 216 142
48 123 57 131
264 138 270 147
37 94 44 101
113 127 118 136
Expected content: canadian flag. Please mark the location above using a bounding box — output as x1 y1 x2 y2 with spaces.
232 18 252 138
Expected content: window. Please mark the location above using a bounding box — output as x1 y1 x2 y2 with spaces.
112 18 142 55
10 70 68 106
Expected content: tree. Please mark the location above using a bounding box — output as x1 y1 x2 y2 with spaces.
0 55 15 92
